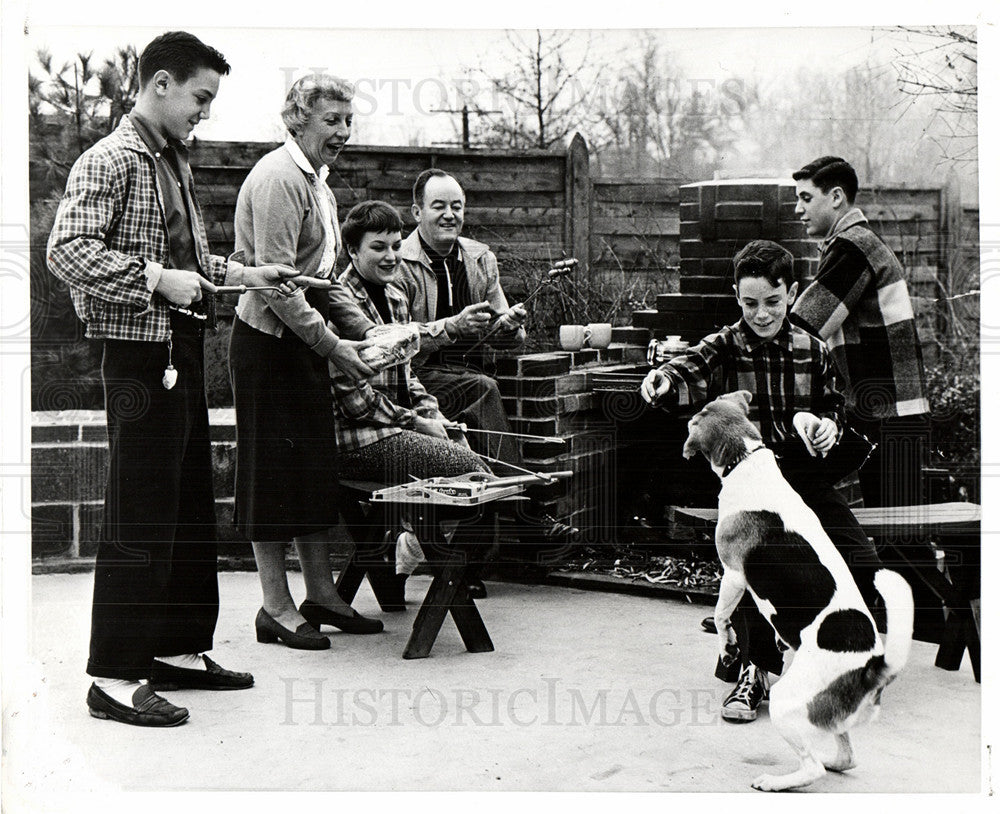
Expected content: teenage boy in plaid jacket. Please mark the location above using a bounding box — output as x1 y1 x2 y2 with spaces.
641 240 882 723
47 31 296 727
790 156 931 508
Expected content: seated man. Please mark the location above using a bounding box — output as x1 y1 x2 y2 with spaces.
390 169 578 580
391 168 527 467
641 239 882 723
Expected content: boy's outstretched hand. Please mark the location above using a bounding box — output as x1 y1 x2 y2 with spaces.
640 369 671 405
792 412 838 457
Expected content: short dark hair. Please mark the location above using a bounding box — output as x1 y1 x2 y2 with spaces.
412 168 457 207
138 31 231 88
341 201 405 252
792 156 859 204
733 240 795 289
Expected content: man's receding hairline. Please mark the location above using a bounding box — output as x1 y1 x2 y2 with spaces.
422 176 465 204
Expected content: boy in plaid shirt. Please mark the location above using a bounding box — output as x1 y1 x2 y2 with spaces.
791 156 930 508
47 31 296 727
641 240 881 722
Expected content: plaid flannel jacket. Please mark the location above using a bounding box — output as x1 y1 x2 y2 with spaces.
330 267 444 451
654 319 845 447
47 116 228 342
790 208 930 420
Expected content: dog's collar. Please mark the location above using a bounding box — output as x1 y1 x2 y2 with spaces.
721 444 768 478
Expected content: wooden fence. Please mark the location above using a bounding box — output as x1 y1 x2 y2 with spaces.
190 134 975 339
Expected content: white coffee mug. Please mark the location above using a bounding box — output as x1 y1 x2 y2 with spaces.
586 323 613 349
559 324 589 351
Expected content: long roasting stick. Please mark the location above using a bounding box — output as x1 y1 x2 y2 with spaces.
475 453 572 483
462 258 577 358
448 423 565 444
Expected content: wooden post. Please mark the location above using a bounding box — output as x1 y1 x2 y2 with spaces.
565 132 591 280
939 174 963 343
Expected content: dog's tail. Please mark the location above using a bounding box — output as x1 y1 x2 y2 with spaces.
874 568 914 675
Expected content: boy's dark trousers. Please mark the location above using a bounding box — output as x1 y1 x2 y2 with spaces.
731 444 882 675
87 316 220 680
851 413 931 509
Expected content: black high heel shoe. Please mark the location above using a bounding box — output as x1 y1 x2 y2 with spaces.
255 608 330 650
299 600 384 634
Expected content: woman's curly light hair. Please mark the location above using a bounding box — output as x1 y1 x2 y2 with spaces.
281 74 355 136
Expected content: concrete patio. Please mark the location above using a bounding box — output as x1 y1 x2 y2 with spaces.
6 570 983 799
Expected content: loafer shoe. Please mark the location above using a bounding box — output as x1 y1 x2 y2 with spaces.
149 655 254 691
255 608 331 650
701 616 717 634
300 600 384 634
466 579 488 599
87 683 189 727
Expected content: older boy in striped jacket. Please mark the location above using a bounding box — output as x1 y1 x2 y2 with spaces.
790 156 931 508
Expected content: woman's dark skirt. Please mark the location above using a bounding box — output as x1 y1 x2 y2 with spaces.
229 315 341 541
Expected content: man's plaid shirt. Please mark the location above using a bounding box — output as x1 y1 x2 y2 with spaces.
47 116 229 342
330 267 444 451
654 318 845 447
790 208 930 421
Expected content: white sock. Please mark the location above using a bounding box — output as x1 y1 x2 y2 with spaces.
157 653 207 670
94 677 144 705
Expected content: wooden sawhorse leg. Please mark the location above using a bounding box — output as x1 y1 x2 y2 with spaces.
885 535 981 683
336 489 406 612
403 546 495 660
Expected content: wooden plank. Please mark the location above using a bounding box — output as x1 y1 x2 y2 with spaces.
673 502 980 535
195 184 566 210
593 199 680 219
591 216 680 236
592 183 682 203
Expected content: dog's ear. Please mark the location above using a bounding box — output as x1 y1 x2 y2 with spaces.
682 429 702 460
720 390 753 415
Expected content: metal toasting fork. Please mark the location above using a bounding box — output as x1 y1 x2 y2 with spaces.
462 258 578 359
214 275 334 295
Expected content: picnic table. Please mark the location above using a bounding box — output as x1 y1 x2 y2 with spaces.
672 502 981 682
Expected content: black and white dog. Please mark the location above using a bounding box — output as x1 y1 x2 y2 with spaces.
682 391 914 791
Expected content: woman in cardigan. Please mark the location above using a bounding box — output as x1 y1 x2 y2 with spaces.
331 201 491 576
229 74 382 650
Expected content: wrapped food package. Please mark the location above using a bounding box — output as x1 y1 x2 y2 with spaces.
357 324 420 372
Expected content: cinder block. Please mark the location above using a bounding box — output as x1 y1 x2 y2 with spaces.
209 423 237 442
683 276 733 295
496 352 572 378
679 258 704 276
80 425 109 443
32 425 78 443
32 504 74 559
32 445 107 503
519 397 560 419
656 293 705 312
618 345 649 364
211 442 237 498
495 376 520 398
611 327 650 344
78 503 103 558
569 349 599 367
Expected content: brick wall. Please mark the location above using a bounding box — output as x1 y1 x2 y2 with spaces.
30 332 652 567
31 409 242 564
